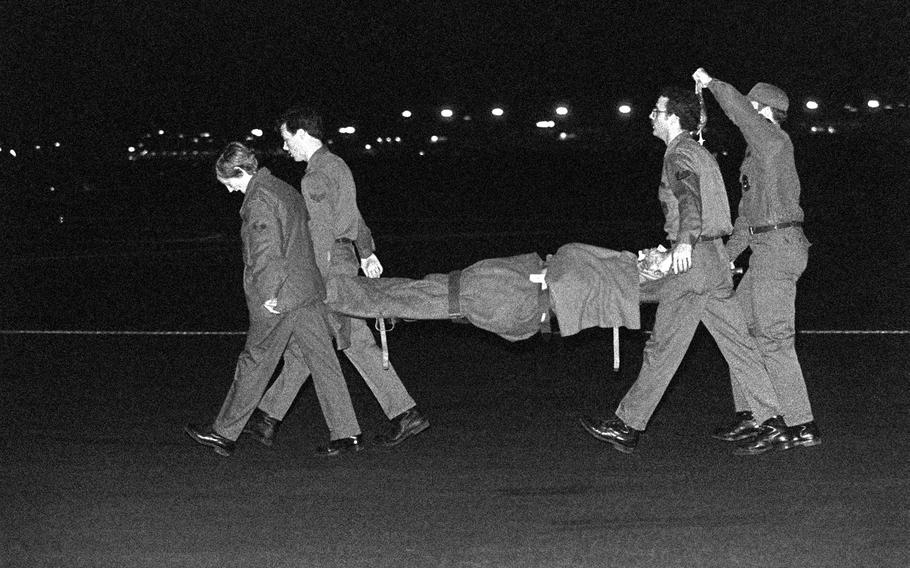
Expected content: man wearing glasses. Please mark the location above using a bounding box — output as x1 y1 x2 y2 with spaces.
580 87 783 455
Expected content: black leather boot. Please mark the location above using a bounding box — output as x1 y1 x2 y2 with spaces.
243 409 280 447
315 434 365 457
184 423 236 457
374 407 430 447
579 415 640 454
780 421 822 450
711 411 759 442
732 416 788 456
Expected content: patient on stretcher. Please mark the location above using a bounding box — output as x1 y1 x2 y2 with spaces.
324 243 674 343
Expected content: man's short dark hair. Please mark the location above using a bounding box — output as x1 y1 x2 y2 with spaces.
278 106 324 140
215 142 258 179
659 87 702 132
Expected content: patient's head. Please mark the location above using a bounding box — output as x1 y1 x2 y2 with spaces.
637 246 672 283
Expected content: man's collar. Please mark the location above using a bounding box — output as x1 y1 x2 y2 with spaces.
240 168 270 208
664 131 690 152
306 144 327 165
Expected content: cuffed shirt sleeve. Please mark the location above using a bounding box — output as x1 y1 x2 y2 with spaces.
725 215 750 262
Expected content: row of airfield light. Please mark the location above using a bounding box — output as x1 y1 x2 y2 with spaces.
0 141 62 158
331 98 900 151
111 97 899 158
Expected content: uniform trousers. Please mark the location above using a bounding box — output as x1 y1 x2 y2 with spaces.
337 315 416 419
729 227 814 425
616 240 782 431
214 302 360 441
259 313 415 423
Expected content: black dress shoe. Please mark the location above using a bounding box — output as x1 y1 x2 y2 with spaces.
712 411 760 442
242 409 280 447
779 421 822 450
374 407 430 447
184 423 236 457
732 416 788 456
579 415 640 454
315 434 364 457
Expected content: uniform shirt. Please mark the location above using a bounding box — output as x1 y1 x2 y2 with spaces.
300 146 375 276
659 132 733 245
240 167 325 313
707 80 805 260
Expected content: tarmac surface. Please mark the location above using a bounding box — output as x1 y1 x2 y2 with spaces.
2 134 909 566
2 328 907 567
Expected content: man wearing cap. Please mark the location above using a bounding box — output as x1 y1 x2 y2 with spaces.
692 68 821 455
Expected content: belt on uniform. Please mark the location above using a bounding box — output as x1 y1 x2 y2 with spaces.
335 237 353 244
669 235 726 246
749 221 803 235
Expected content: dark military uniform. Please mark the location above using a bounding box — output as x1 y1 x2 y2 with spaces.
615 133 781 431
213 168 360 441
708 80 815 426
260 146 415 422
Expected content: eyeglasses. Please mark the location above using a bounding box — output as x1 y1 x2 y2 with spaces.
649 108 669 118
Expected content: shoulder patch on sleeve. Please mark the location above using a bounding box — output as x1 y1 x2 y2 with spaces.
675 170 692 180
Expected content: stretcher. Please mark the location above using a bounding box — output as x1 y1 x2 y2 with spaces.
325 243 672 370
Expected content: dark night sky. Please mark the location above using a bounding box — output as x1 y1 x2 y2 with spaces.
2 0 908 145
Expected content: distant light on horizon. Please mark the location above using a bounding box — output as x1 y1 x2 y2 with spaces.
128 146 136 152
158 129 165 135
440 108 454 118
867 99 880 109
251 128 263 137
430 135 439 143
54 141 61 147
618 104 632 115
536 120 555 128
394 136 401 143
559 132 567 140
491 107 504 117
401 110 412 118
805 100 819 110
9 149 16 157
365 144 372 150
200 132 210 138
555 106 569 116
338 126 356 134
